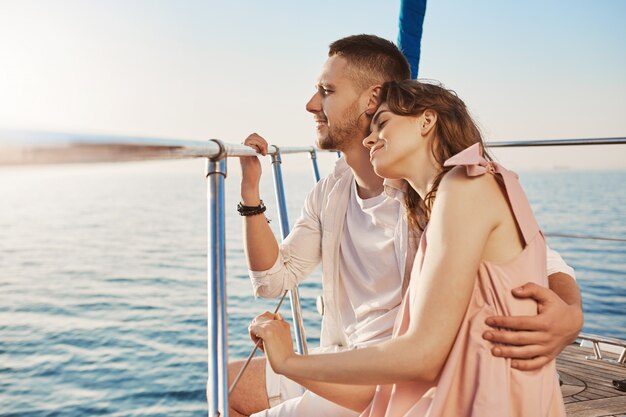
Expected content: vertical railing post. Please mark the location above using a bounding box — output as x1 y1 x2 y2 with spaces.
309 149 321 183
270 147 308 355
206 140 229 417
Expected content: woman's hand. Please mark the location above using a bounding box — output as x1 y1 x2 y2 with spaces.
248 311 275 350
249 311 296 375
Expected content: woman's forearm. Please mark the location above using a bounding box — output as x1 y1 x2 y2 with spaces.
287 377 376 412
278 335 439 386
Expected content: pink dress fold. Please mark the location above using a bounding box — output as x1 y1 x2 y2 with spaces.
360 143 566 417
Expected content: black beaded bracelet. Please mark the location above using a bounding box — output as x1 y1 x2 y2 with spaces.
237 200 267 216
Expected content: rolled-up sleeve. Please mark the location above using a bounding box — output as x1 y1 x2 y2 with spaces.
546 245 576 280
249 253 288 297
249 183 324 298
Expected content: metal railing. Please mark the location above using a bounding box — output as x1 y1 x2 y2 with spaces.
2 134 626 416
0 133 326 417
578 332 626 366
487 137 626 147
2 133 624 165
203 140 328 417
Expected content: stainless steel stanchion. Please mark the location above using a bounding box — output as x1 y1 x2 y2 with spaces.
206 139 229 417
309 149 321 183
270 148 308 355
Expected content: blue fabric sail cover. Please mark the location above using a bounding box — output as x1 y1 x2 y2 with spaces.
398 0 427 79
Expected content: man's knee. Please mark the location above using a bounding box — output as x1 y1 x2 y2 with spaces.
228 360 245 385
226 357 269 415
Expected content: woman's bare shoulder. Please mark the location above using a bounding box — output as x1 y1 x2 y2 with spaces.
434 165 507 231
438 165 500 198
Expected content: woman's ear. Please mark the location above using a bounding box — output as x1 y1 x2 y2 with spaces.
421 109 437 135
365 85 382 115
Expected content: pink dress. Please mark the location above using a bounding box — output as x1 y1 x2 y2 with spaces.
360 143 566 417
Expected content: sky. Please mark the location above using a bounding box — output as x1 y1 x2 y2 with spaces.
0 0 625 170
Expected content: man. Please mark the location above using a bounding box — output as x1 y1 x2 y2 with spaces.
229 35 583 417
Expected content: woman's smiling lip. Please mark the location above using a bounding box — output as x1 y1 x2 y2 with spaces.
369 144 384 160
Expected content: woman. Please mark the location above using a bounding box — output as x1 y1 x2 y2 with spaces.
250 80 566 416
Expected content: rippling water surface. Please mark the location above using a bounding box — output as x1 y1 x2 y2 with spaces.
1 159 624 416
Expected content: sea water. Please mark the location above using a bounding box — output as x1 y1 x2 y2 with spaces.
1 157 624 416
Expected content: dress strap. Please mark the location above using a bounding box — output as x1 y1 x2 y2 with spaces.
443 143 541 245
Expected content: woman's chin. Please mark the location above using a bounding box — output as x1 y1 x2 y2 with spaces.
373 164 400 181
372 164 385 178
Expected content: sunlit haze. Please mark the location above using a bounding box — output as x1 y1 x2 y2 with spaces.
0 0 624 170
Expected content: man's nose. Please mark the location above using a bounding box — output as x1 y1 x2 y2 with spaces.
306 92 321 114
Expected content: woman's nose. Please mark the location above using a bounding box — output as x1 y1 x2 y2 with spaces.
362 131 377 149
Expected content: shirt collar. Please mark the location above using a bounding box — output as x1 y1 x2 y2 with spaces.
383 178 408 202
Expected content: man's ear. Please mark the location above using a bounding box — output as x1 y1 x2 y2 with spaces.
365 85 382 115
421 109 438 135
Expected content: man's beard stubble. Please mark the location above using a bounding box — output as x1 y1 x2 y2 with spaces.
317 99 363 151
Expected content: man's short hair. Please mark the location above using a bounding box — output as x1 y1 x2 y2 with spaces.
329 34 411 91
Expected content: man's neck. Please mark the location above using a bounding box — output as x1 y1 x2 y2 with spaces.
342 142 384 199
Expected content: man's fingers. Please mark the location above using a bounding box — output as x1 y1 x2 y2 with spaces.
244 133 269 155
491 343 546 360
245 132 267 143
483 329 548 346
242 142 264 156
512 282 555 304
485 315 549 332
511 356 551 371
491 343 553 370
